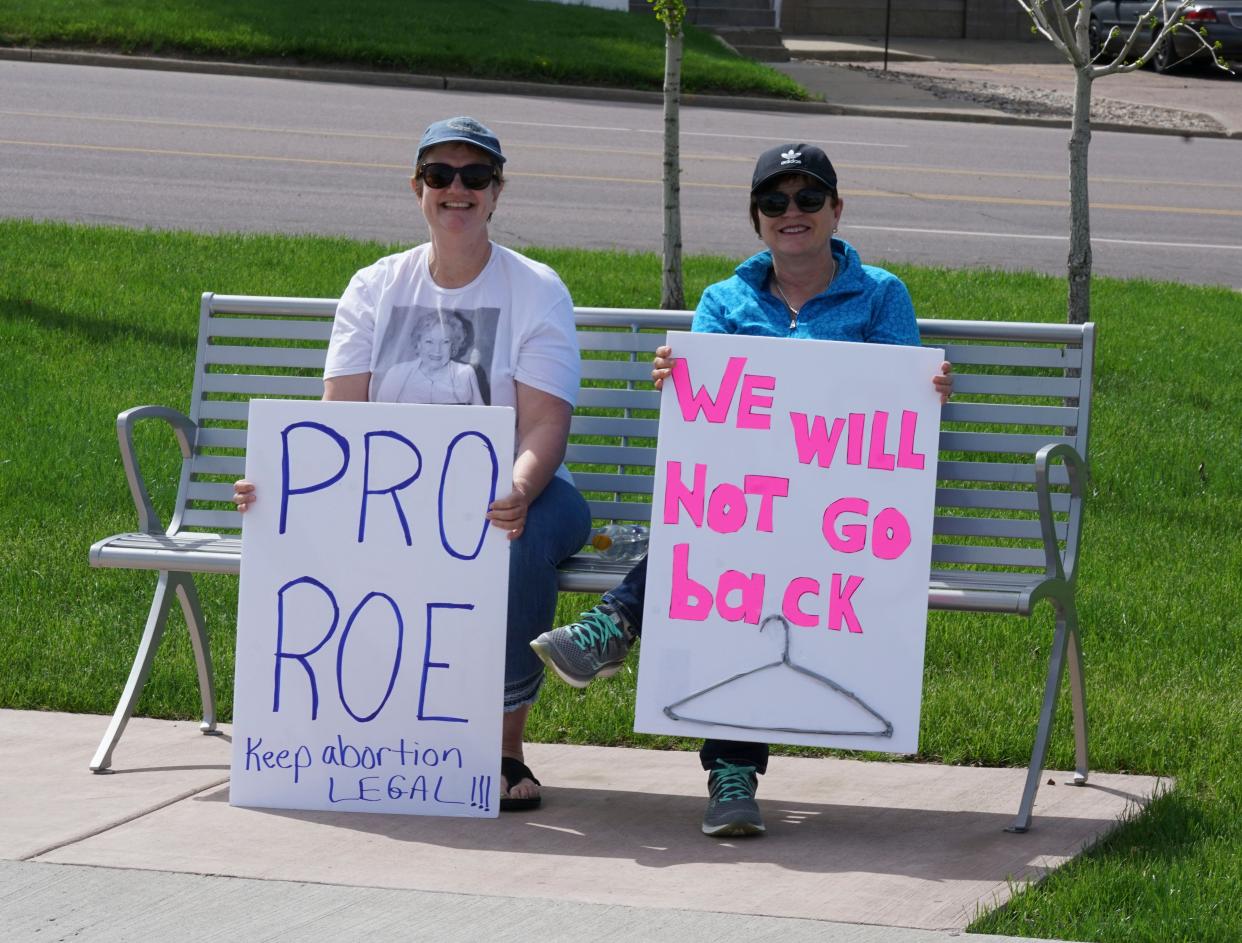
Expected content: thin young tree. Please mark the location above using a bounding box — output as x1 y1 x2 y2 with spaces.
1017 0 1231 323
650 0 686 309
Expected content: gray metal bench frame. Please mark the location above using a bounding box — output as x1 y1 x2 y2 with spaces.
90 292 1094 833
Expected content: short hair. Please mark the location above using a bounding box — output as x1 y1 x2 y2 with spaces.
411 309 472 360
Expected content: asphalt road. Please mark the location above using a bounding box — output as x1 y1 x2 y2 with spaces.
3 59 1240 291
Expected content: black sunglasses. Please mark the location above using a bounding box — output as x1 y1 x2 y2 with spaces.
418 162 497 190
755 188 829 218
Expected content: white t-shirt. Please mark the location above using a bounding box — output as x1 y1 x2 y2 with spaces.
324 242 581 480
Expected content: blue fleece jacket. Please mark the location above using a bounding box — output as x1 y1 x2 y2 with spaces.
692 239 919 347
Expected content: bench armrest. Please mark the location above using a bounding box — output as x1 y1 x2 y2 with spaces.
116 406 198 534
1034 443 1088 584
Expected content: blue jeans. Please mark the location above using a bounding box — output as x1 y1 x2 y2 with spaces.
504 475 592 711
603 555 769 774
603 554 648 630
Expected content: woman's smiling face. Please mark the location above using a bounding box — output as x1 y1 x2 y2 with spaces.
419 322 454 366
413 142 501 237
756 173 842 260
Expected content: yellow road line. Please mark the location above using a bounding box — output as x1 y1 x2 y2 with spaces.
0 109 417 144
5 109 1242 193
844 188 1242 217
0 137 406 170
4 137 1242 218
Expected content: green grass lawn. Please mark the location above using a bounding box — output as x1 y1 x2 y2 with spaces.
1 220 1240 942
0 0 807 99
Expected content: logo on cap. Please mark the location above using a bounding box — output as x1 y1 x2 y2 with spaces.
780 149 802 165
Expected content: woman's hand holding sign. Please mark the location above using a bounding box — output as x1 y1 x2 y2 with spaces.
652 345 675 390
933 361 953 404
234 479 256 512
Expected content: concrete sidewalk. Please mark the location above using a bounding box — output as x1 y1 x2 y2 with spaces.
1 709 1164 942
771 36 1242 136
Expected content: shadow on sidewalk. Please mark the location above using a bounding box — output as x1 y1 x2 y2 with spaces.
191 780 1145 882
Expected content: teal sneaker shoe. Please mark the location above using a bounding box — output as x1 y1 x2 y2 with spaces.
702 760 765 838
530 602 634 689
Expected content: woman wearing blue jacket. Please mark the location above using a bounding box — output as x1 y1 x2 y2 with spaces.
532 142 952 837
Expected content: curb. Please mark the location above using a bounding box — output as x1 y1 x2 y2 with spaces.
1 45 1237 140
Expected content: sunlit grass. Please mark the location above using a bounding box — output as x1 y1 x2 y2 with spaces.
0 0 808 98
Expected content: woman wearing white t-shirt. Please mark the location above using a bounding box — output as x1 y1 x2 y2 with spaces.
234 117 592 811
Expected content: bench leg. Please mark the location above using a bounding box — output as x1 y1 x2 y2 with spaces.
174 574 217 735
91 571 177 772
1007 601 1072 833
90 571 216 772
1064 603 1089 786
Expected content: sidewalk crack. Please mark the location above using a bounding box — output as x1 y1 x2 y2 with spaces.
22 775 230 861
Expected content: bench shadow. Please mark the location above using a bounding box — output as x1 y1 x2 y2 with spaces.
0 296 191 350
194 781 1145 882
107 764 230 774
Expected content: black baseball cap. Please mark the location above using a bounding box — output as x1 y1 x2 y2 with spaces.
751 143 837 193
416 116 506 165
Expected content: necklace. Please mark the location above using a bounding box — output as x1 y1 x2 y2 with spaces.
772 279 800 331
772 259 836 331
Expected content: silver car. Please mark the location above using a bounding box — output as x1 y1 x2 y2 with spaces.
1090 0 1242 72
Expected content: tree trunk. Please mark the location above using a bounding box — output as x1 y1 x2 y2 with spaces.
660 28 684 310
1066 64 1093 325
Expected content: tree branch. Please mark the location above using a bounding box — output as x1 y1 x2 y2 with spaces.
1016 0 1076 58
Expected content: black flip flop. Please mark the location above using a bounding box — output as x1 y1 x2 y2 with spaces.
500 756 542 812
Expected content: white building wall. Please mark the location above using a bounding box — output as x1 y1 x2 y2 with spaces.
541 0 630 11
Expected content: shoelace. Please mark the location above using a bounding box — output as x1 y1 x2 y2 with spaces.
569 609 623 652
711 761 757 801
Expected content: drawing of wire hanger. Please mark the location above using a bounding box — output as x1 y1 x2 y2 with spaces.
663 614 893 738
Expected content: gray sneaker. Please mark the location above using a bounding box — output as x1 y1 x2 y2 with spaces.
530 602 633 688
702 760 765 838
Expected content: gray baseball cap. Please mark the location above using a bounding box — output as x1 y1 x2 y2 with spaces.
416 116 506 165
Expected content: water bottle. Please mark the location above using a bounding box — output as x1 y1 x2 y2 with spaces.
589 524 649 563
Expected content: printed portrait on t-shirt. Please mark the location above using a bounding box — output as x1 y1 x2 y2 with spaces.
372 305 499 405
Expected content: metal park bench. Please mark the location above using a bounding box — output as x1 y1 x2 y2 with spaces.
89 292 1095 833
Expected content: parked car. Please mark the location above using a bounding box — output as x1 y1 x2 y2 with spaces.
1090 0 1242 72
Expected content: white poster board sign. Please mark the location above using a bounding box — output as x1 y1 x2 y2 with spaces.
634 332 942 753
230 399 513 816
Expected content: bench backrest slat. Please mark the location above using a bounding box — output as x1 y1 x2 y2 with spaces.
935 516 1066 541
192 455 247 477
177 294 1093 577
944 402 1079 426
939 430 1078 454
576 388 660 410
187 481 235 503
573 472 656 494
204 345 328 369
952 374 1082 397
182 508 246 530
200 374 323 397
933 545 1048 568
576 331 668 353
587 500 656 521
579 361 658 382
936 487 1072 514
938 460 1070 486
940 343 1082 370
197 428 248 450
207 316 334 341
198 401 250 423
564 443 655 466
570 416 659 437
